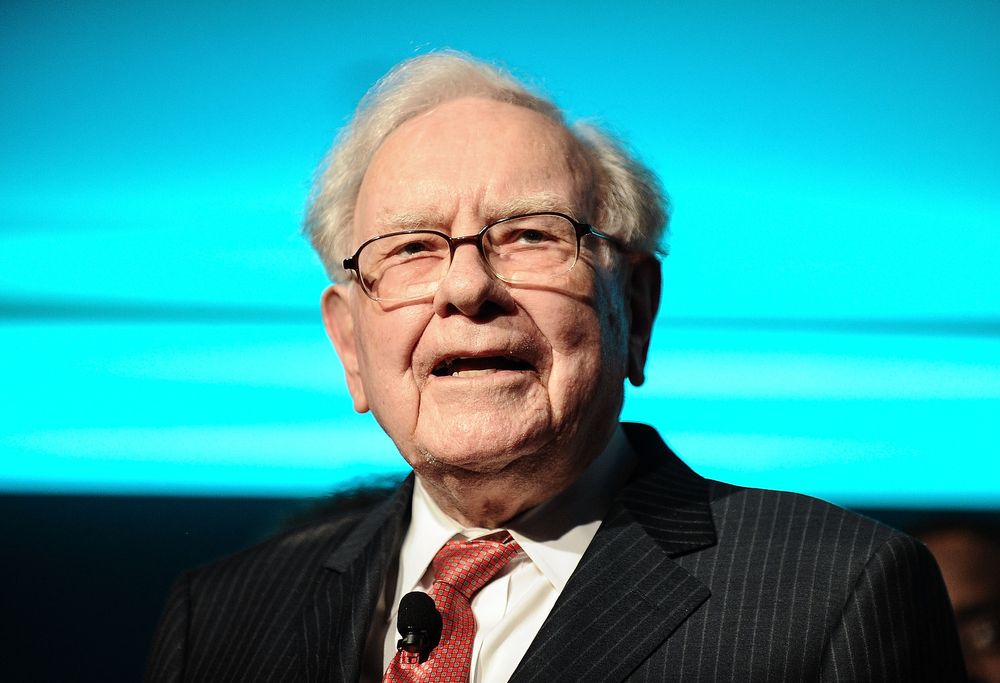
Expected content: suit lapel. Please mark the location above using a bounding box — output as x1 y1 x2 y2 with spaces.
301 476 414 683
511 424 716 682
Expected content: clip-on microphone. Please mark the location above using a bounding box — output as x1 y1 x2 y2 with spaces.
395 591 442 664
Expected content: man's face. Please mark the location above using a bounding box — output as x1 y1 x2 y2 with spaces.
323 97 647 482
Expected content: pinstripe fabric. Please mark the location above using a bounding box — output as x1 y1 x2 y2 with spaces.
144 478 413 683
145 423 965 682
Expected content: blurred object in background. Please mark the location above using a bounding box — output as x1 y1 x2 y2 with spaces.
917 519 1000 683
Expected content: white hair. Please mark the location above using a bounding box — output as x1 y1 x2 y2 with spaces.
304 51 669 281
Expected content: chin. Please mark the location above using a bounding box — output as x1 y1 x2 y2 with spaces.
412 422 554 475
407 398 554 460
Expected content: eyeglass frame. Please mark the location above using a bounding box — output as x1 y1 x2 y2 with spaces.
341 211 628 301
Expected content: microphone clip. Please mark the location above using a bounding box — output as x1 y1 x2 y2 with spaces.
396 630 434 664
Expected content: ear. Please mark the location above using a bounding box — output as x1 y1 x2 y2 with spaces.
625 256 661 386
321 284 370 413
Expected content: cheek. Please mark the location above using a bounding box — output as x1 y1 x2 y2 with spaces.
600 295 630 364
354 307 428 423
543 296 625 411
594 269 631 362
560 268 630 357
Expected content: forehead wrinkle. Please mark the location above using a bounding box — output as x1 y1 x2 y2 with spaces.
360 104 592 239
377 208 451 232
482 192 579 222
373 191 582 237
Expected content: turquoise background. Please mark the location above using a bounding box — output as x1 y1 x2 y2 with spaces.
2 1 998 505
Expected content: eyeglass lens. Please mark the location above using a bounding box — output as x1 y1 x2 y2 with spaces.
357 214 580 301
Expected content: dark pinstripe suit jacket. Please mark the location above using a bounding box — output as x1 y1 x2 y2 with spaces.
145 423 966 681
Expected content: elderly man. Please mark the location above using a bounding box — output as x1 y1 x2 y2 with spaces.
146 53 964 682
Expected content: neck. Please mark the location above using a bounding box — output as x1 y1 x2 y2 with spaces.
420 473 554 528
414 435 612 528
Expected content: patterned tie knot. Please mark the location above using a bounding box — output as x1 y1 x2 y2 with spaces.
431 532 520 600
382 532 520 682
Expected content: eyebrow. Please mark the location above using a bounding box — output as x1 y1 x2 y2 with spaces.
379 210 447 232
377 193 577 232
483 193 576 221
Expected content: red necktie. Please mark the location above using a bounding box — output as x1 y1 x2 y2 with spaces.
382 532 521 683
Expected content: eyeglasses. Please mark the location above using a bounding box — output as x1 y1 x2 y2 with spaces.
342 212 624 302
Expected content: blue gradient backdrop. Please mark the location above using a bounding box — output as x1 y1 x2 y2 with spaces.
2 1 998 505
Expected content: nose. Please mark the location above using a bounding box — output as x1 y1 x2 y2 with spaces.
432 241 515 318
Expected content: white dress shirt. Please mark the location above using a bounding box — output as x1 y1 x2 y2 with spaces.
360 426 636 683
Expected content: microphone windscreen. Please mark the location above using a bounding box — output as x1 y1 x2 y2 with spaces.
397 591 441 638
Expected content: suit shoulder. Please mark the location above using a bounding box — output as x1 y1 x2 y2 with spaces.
682 481 959 673
145 485 410 680
706 481 911 561
186 479 406 588
185 508 367 594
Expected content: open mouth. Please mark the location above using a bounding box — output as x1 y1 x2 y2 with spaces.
431 355 535 378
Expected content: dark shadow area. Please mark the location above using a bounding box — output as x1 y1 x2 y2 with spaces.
1 493 995 681
1 494 306 682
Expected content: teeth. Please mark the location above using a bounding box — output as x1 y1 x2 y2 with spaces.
432 355 533 377
452 368 495 378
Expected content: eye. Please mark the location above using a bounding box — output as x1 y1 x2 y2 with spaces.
492 225 560 247
485 214 576 255
384 236 443 261
398 240 430 256
513 228 551 244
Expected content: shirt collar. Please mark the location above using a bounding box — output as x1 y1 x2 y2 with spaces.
508 426 634 591
393 425 635 610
